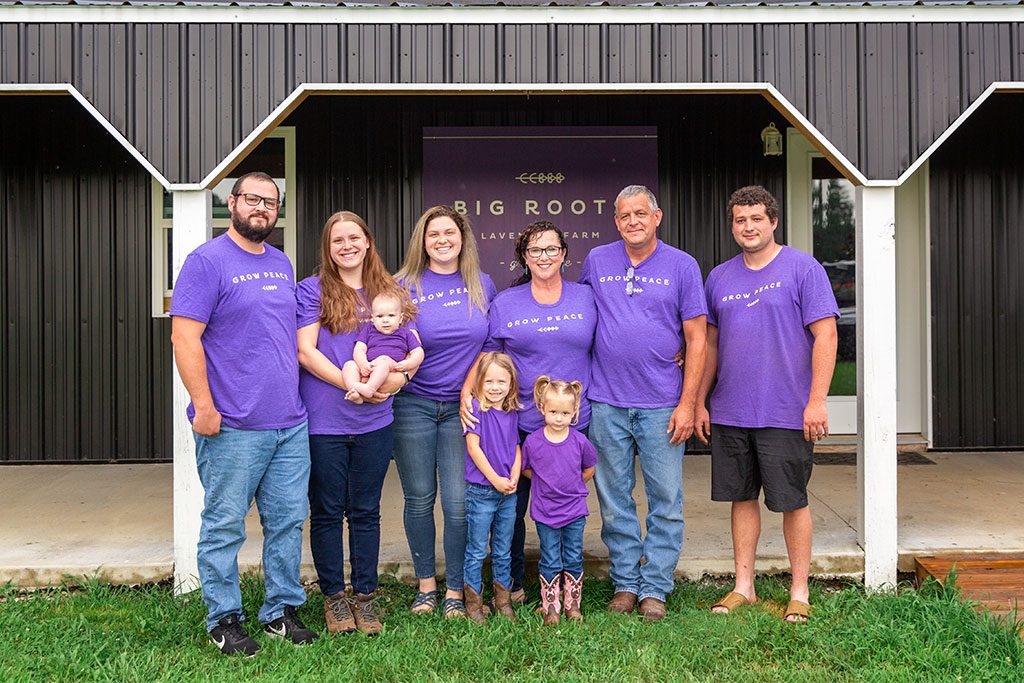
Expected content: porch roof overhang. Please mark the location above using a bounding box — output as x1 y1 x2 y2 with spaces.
1 7 1023 186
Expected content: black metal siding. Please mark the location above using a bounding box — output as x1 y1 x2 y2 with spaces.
2 22 1024 184
930 94 1024 449
1 96 173 462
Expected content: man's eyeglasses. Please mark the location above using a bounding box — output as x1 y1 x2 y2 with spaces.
625 266 636 297
234 192 281 210
525 246 563 259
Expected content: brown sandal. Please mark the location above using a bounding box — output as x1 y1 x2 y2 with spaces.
710 591 752 614
783 599 811 622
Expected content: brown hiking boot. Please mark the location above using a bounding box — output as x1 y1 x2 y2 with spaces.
638 597 667 622
509 587 526 605
463 584 488 624
607 591 637 614
562 571 583 621
323 591 356 634
351 592 383 635
492 582 518 622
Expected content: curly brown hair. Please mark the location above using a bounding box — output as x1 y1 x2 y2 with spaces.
510 220 568 288
726 185 779 222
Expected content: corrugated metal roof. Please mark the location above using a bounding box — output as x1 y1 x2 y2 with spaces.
2 0 1023 7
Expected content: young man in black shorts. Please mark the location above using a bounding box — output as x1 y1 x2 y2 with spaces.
695 186 839 623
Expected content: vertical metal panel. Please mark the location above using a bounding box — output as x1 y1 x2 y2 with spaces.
808 23 861 171
861 23 911 180
656 25 703 84
912 23 960 159
706 24 757 83
930 94 1024 449
760 24 808 113
1 96 172 462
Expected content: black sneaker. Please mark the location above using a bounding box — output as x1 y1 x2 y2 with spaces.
263 605 319 645
209 614 260 657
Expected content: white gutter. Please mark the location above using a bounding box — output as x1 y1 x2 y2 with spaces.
0 6 1023 25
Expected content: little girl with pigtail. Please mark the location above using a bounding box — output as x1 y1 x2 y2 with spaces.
521 375 597 626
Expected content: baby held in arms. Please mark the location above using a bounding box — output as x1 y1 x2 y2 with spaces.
342 291 423 403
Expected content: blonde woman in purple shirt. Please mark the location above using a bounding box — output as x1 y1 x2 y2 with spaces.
522 376 597 627
393 206 497 619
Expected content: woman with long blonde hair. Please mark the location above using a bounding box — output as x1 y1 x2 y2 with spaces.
391 205 497 618
296 210 414 636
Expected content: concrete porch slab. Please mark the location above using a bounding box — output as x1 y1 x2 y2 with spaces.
1 451 1021 588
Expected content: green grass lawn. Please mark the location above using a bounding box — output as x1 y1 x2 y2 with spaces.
1 576 1020 682
830 360 857 397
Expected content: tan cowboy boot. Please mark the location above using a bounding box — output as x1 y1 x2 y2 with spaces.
562 571 583 621
492 582 518 622
539 574 561 626
463 584 488 624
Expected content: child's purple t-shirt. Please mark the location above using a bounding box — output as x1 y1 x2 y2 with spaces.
705 246 840 430
464 397 519 487
401 269 497 402
296 276 393 436
169 234 307 430
521 428 597 529
580 240 707 409
356 325 421 363
483 281 597 432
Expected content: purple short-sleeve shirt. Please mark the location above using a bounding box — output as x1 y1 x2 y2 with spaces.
464 398 519 487
169 234 306 430
521 428 597 528
580 240 707 409
356 325 421 364
483 281 597 432
296 276 393 436
402 269 497 402
705 246 840 430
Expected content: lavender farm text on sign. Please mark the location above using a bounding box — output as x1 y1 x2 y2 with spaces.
422 126 658 290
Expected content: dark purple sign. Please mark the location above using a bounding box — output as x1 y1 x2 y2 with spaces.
422 126 658 290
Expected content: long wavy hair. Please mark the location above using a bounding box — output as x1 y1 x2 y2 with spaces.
510 220 568 288
473 352 522 413
395 205 489 314
317 211 415 335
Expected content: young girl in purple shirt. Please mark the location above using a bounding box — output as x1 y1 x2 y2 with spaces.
462 352 523 623
521 376 597 626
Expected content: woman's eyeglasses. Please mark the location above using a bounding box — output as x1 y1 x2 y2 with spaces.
525 246 563 259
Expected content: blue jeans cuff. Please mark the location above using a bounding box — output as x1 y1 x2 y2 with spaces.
639 590 666 603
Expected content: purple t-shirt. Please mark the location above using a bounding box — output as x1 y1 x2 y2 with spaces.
356 325 421 363
464 398 519 487
169 234 306 430
521 428 597 528
483 281 597 432
705 246 840 430
296 276 394 436
580 240 707 408
402 269 497 402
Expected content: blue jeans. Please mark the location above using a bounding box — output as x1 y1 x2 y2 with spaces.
463 483 516 594
590 402 684 603
391 393 466 590
193 422 310 631
535 517 587 582
511 426 587 591
308 426 392 596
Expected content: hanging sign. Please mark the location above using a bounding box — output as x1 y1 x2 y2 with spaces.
422 126 658 290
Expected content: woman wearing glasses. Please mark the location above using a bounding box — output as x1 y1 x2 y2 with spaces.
460 220 597 604
391 206 497 619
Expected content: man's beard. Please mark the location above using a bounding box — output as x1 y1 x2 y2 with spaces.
232 210 276 243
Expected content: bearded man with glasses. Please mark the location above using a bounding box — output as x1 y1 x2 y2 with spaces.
579 184 707 621
171 171 316 655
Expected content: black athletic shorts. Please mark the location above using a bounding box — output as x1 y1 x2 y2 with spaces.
710 424 814 513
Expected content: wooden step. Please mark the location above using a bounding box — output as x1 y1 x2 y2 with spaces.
915 554 1024 633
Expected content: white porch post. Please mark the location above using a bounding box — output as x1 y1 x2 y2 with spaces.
171 189 213 595
855 186 899 589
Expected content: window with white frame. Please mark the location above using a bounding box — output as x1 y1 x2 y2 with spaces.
152 127 297 316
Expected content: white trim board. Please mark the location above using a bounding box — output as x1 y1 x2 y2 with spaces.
5 81 1024 190
2 6 1024 25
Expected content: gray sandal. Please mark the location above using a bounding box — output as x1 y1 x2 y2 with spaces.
442 596 467 619
411 590 440 614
